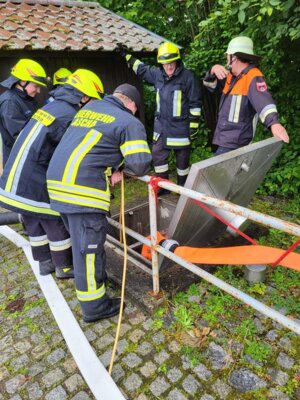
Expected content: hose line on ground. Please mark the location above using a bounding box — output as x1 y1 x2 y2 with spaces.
109 172 127 375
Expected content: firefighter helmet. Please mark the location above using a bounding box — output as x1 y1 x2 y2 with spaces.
157 42 180 64
11 59 47 86
66 69 104 99
226 36 258 57
53 67 72 86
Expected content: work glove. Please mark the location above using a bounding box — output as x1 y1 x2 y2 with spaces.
116 43 129 58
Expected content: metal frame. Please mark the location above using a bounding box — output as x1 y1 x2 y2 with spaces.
107 175 300 335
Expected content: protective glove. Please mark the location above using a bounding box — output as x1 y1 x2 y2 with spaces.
116 43 129 58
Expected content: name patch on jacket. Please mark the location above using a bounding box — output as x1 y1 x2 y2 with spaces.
256 81 267 92
32 110 56 126
71 110 115 128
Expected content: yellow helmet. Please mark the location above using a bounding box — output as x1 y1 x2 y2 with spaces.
66 69 104 99
157 42 180 64
11 59 47 86
53 67 72 86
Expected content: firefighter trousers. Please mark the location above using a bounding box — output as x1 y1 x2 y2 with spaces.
152 136 190 186
61 213 108 316
22 215 72 267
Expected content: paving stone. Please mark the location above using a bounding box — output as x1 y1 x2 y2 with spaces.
14 340 32 354
123 372 142 392
134 394 149 400
42 368 64 387
99 349 114 368
128 312 146 325
277 352 295 369
28 362 46 377
194 363 213 381
47 348 66 365
253 317 265 333
143 318 154 330
63 358 77 373
84 328 97 342
212 378 231 399
0 365 9 381
95 333 115 350
154 350 170 364
0 334 13 349
278 336 292 351
152 332 165 345
0 349 15 366
168 340 180 353
32 343 49 359
268 388 290 400
200 395 215 400
116 338 128 355
5 374 27 394
207 342 232 370
168 388 188 400
149 376 170 397
27 382 43 399
267 368 289 386
129 329 145 343
9 354 29 371
45 385 67 400
8 395 22 400
70 392 93 400
15 326 30 338
182 374 199 395
119 323 131 336
122 353 142 368
111 363 125 382
31 332 44 344
229 369 267 392
140 361 157 378
26 306 43 318
136 341 154 356
65 373 84 392
167 367 183 383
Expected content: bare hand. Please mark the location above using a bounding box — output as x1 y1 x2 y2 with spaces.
271 123 289 143
211 65 229 80
110 171 123 186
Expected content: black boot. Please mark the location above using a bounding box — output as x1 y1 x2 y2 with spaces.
39 259 55 276
56 266 74 279
83 296 123 323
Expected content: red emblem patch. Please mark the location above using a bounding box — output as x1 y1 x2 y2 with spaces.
256 81 267 92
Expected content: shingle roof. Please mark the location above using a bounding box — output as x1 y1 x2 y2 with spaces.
0 0 166 52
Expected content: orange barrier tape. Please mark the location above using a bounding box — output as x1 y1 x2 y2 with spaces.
175 245 300 271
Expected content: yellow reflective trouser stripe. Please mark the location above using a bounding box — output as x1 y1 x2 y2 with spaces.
189 122 199 129
62 129 102 184
29 235 48 247
0 193 60 216
76 282 106 302
5 121 41 192
49 238 72 251
190 108 201 116
48 190 110 212
86 254 96 292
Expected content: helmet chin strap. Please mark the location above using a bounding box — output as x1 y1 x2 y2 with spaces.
228 54 234 74
18 81 30 95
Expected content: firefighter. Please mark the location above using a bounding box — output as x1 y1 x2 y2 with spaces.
0 58 47 166
203 36 289 155
47 67 72 103
0 69 104 278
120 42 201 194
47 83 152 322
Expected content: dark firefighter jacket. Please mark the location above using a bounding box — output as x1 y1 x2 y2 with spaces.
128 57 201 149
0 88 37 164
47 95 152 215
203 65 280 149
0 85 82 218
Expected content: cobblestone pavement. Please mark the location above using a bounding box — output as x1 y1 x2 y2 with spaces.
0 228 299 400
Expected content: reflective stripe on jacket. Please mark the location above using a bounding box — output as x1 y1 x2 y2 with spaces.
0 87 80 218
130 59 201 149
203 66 279 149
47 95 152 215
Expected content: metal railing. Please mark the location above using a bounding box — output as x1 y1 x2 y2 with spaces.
108 175 300 335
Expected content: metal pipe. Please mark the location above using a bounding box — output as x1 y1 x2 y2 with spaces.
148 184 160 293
0 211 20 226
106 218 300 335
138 176 300 237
